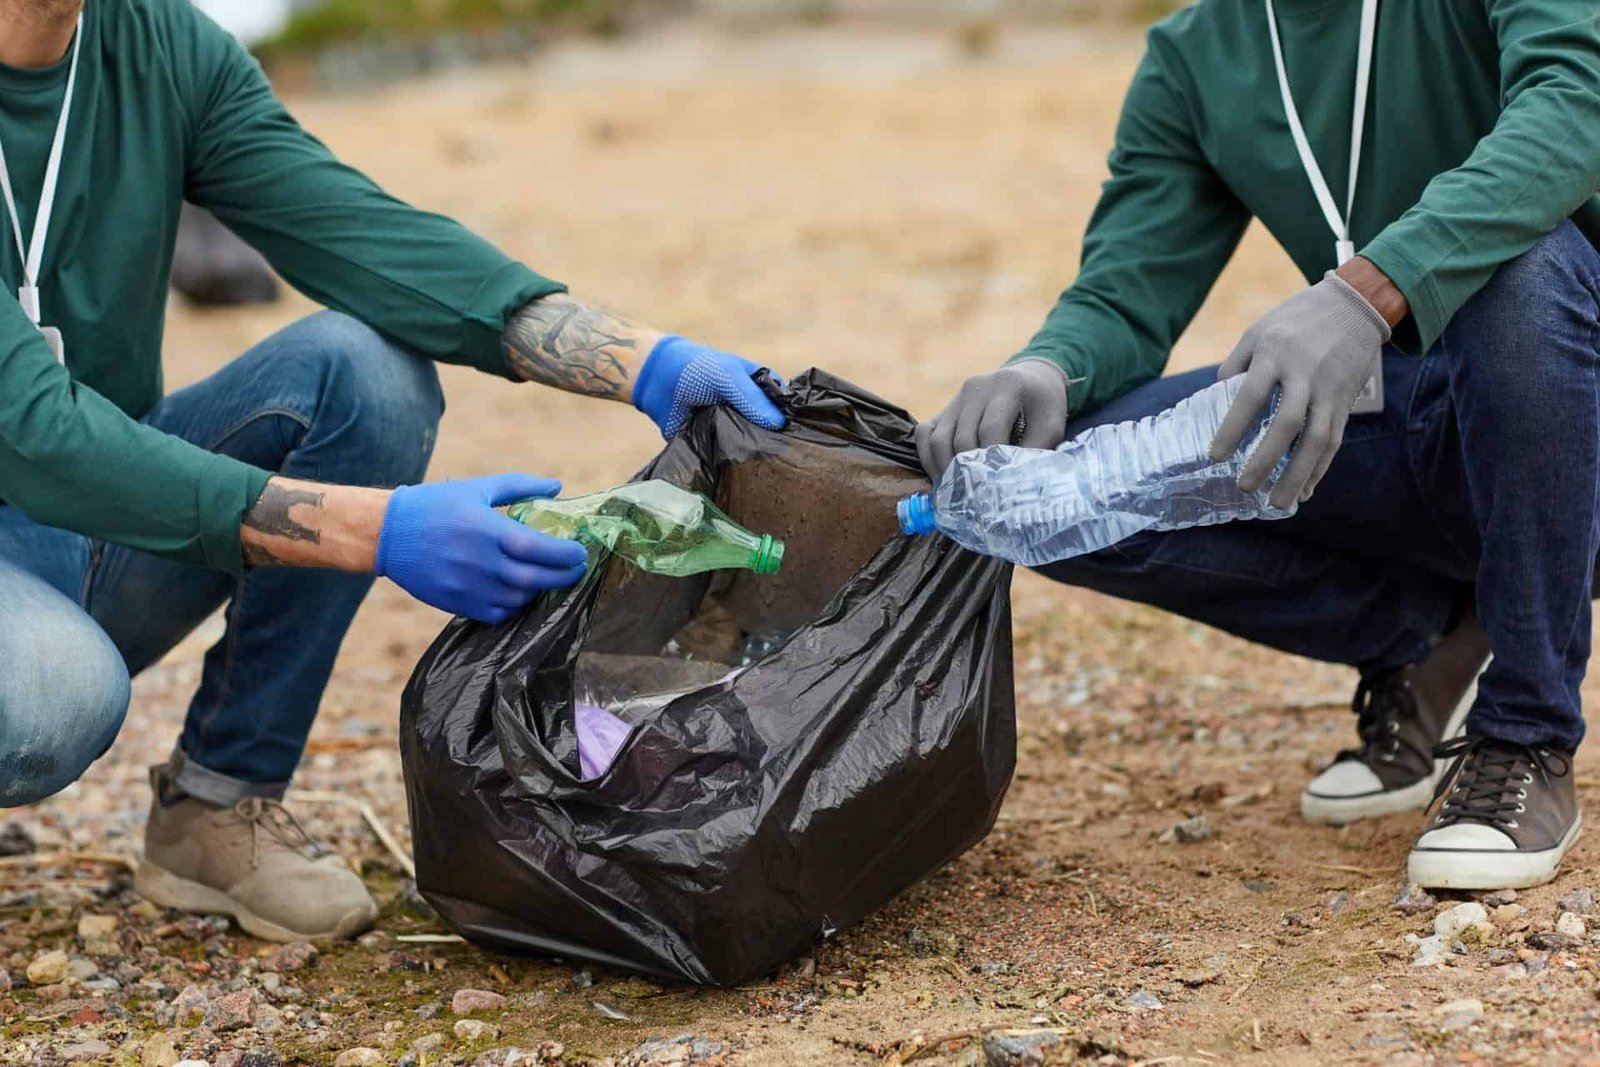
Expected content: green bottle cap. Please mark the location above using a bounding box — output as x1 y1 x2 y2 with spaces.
752 535 785 575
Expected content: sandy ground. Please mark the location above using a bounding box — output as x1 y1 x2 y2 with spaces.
6 19 1600 1067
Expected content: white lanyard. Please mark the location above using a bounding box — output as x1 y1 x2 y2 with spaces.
1265 0 1378 266
0 13 83 336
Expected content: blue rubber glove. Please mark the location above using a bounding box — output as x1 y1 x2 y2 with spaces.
632 335 787 439
375 474 587 624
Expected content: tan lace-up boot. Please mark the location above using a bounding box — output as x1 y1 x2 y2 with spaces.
134 768 378 942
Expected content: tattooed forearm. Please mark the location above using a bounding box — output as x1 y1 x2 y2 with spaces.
245 484 323 542
239 477 389 573
503 294 645 400
241 481 326 570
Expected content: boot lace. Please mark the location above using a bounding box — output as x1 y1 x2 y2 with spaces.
234 797 327 868
1335 669 1422 767
1429 736 1570 831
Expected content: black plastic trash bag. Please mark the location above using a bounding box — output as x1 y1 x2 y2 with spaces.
399 370 1016 986
170 204 280 307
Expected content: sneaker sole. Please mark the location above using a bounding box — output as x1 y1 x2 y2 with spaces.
1300 775 1437 826
1407 813 1583 891
134 860 376 943
1298 667 1481 827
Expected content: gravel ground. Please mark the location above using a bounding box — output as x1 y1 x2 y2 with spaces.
6 19 1600 1067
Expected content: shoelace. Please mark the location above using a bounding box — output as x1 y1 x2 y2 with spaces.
1428 736 1571 831
234 797 326 868
1334 668 1424 767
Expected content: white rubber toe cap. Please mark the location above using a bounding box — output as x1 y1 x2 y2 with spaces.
1413 822 1518 852
1305 759 1384 798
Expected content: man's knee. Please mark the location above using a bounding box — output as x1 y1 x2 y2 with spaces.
1453 221 1599 345
0 579 131 807
1446 221 1600 418
295 312 445 485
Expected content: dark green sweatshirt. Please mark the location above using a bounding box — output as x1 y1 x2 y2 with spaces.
1013 0 1600 415
0 0 565 573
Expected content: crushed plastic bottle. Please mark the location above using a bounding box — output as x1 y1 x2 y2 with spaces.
898 376 1294 567
511 480 784 578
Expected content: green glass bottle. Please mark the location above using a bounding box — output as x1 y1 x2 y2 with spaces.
508 480 785 578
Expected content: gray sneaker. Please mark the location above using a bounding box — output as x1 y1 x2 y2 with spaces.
1301 615 1489 825
1409 736 1582 891
134 768 378 942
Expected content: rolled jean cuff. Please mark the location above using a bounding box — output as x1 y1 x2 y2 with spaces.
169 748 289 807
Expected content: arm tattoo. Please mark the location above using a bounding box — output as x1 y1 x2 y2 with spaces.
503 294 634 399
242 482 324 568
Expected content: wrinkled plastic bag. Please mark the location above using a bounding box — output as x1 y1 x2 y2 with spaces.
170 204 280 307
400 369 1016 986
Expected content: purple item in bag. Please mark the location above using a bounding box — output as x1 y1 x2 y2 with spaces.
576 703 633 780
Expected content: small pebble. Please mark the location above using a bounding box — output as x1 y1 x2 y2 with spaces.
1480 889 1518 907
25 950 69 986
0 821 35 856
204 990 259 1032
1556 911 1587 939
1126 990 1164 1010
59 1041 115 1063
1434 902 1488 940
142 1031 182 1067
1434 997 1484 1031
333 1051 384 1067
451 988 507 1016
453 1019 493 1042
261 942 318 973
77 914 118 941
1159 815 1214 844
1558 886 1597 915
1411 934 1449 967
982 1029 1062 1067
1491 903 1527 926
411 1032 446 1056
1393 883 1437 916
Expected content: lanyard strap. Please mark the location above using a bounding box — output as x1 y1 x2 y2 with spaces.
0 12 84 325
1265 0 1378 266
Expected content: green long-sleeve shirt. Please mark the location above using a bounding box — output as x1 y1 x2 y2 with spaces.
1013 0 1600 415
0 0 565 573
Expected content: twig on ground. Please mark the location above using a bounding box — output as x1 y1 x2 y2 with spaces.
0 850 136 872
1307 862 1400 877
881 1028 979 1065
293 789 415 879
394 933 467 944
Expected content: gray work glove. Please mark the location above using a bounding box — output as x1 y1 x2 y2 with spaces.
1209 271 1390 509
915 359 1071 479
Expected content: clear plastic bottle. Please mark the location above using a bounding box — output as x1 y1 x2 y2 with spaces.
897 376 1294 567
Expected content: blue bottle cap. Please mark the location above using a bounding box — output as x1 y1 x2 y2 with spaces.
897 494 936 536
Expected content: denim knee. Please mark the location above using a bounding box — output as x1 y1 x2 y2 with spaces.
0 565 131 807
1443 221 1600 421
292 311 446 487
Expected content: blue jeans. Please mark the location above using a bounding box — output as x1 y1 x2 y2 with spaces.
0 312 443 807
1043 221 1600 752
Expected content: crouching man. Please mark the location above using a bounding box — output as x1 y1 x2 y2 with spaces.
0 0 785 940
921 0 1600 890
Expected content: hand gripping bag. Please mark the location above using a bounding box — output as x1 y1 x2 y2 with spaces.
399 370 1015 985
